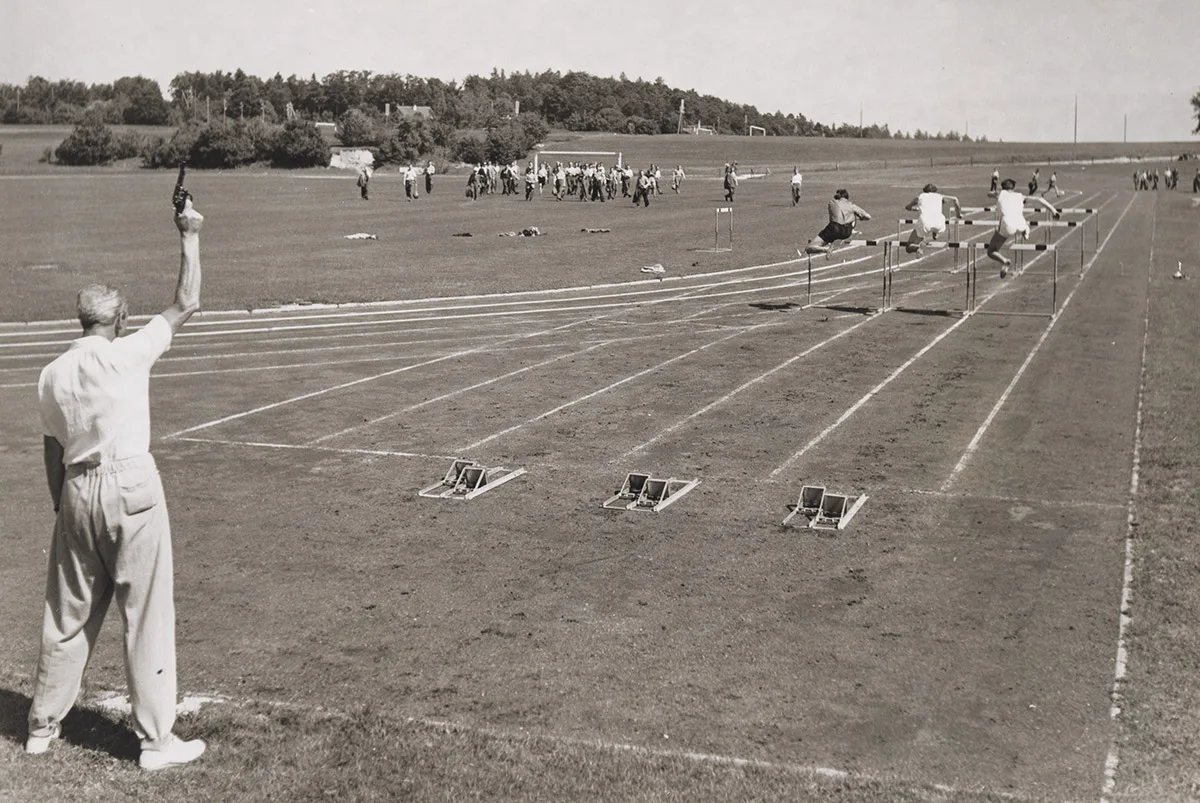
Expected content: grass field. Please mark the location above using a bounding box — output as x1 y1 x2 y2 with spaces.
2 128 1199 802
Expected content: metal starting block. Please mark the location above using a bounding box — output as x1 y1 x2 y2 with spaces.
602 472 700 512
782 484 868 529
418 459 526 500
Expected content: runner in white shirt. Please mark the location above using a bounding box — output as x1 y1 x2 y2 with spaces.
904 183 961 253
984 178 1060 277
790 167 804 206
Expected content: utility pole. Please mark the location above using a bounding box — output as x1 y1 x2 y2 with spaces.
1123 113 1127 143
1073 94 1078 144
677 98 684 135
859 103 863 137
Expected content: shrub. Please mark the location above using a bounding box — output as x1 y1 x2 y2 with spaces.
141 121 206 169
54 116 118 165
337 109 382 147
451 134 486 165
191 123 258 168
269 119 330 168
375 118 435 165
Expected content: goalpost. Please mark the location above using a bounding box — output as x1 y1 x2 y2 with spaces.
748 125 766 136
533 149 623 173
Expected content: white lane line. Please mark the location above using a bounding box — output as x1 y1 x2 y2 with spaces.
1100 194 1151 803
159 277 769 441
456 322 781 453
160 312 620 440
305 340 614 446
621 314 878 459
940 192 1136 493
170 436 459 461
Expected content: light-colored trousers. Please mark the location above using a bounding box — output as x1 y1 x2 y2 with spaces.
29 453 177 749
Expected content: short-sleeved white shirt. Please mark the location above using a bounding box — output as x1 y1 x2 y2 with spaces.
38 315 173 465
996 189 1030 237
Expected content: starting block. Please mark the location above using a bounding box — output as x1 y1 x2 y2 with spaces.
602 472 700 512
418 458 526 500
782 484 868 530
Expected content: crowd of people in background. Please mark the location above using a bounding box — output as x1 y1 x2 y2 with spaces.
1132 167 1184 191
456 160 679 207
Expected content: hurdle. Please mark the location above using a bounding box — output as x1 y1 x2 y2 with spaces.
850 239 1061 319
899 215 1090 274
800 237 895 313
700 206 733 252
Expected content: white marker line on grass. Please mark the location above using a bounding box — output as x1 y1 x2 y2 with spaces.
160 312 622 440
1100 194 1152 803
171 436 458 461
622 314 877 459
902 487 1124 511
939 192 1137 493
457 322 781 453
306 340 614 445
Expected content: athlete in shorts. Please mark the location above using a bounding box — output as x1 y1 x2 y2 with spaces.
904 183 961 253
804 189 871 254
984 178 1060 278
1042 171 1063 198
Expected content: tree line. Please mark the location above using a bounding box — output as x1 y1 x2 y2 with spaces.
0 69 985 142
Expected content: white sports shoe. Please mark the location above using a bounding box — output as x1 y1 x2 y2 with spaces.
25 723 61 755
139 735 206 770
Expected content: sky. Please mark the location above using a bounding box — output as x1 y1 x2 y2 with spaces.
2 0 1197 143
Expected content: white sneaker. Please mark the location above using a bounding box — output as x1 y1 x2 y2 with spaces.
139 735 206 770
26 723 61 755
1000 263 1009 279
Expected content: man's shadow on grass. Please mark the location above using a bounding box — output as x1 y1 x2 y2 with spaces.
0 688 139 761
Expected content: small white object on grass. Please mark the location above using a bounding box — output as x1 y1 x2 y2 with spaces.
345 233 378 240
641 263 666 274
1174 260 1185 280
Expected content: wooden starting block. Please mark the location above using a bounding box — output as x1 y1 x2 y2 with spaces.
782 484 868 529
419 459 526 500
602 472 700 512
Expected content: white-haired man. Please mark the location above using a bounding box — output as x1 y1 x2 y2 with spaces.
28 195 206 770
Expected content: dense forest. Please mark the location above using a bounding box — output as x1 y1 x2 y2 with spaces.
0 69 979 142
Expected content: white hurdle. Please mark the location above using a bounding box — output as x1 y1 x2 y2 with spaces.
848 239 1060 319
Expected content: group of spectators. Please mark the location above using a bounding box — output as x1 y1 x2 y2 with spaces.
458 161 687 207
355 161 436 201
1132 167 1185 191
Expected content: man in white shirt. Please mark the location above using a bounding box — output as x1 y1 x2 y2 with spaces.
904 183 961 253
404 164 419 200
672 165 686 194
984 178 1060 277
424 160 436 195
28 194 206 770
790 167 804 206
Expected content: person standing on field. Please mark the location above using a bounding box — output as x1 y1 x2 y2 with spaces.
790 167 804 206
27 195 207 771
983 177 1060 278
356 164 371 200
424 160 435 195
990 167 1000 193
1028 168 1040 196
723 162 738 202
403 164 419 200
904 183 962 254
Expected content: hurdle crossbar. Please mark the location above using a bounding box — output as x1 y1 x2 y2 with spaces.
959 206 1097 214
849 240 1056 251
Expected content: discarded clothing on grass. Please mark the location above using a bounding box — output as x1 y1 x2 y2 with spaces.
344 233 378 240
499 227 542 237
641 264 666 275
453 232 473 237
581 227 611 234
